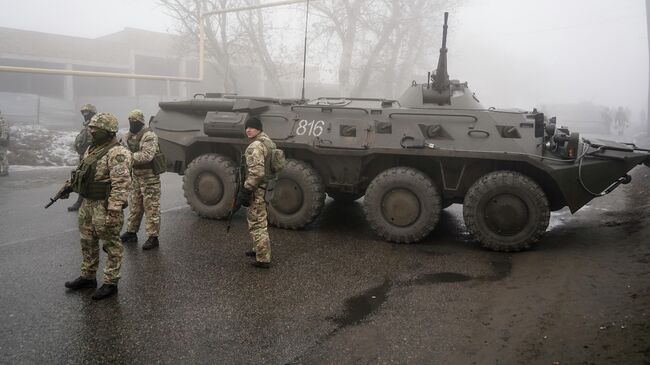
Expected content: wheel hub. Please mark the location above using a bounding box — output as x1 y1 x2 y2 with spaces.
195 172 223 205
272 178 303 214
381 188 420 227
484 193 529 235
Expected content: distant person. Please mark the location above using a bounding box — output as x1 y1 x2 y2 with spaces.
119 109 164 250
239 117 275 269
600 107 613 134
68 104 96 211
614 106 629 136
0 110 9 176
63 113 132 300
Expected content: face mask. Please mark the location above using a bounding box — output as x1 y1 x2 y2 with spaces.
91 129 112 146
82 112 94 124
129 121 144 134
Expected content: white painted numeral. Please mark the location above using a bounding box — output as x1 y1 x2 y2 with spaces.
296 119 325 137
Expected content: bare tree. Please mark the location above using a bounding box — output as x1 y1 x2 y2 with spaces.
160 0 463 98
159 0 289 95
312 0 463 97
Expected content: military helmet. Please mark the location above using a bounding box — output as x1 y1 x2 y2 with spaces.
88 112 119 133
128 109 145 123
80 103 97 114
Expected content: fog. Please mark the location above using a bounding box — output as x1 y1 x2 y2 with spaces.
0 0 647 130
454 0 648 114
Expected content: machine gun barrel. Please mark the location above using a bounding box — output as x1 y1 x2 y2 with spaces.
432 12 450 93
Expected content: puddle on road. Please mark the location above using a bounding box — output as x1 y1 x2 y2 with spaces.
331 279 391 328
328 256 511 331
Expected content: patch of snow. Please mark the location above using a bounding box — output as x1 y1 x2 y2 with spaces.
5 124 79 166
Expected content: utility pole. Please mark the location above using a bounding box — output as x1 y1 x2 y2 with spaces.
647 0 650 133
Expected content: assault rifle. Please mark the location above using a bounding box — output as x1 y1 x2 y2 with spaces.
45 181 73 209
226 155 245 233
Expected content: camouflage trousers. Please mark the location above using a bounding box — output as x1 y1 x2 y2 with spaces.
78 199 124 284
0 147 8 174
126 173 161 236
246 188 271 263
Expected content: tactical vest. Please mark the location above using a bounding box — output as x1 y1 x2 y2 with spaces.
125 128 166 174
70 140 119 200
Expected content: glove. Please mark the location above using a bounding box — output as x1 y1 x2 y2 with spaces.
105 209 122 227
238 186 254 207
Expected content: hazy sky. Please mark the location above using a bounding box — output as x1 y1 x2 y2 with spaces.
0 0 647 116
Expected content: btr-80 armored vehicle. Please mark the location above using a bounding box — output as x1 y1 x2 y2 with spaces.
152 13 650 251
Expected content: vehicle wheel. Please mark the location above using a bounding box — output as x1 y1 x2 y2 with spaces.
463 171 549 252
363 167 441 243
328 191 364 203
267 159 325 229
183 153 238 219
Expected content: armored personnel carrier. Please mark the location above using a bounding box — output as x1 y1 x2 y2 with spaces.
151 13 650 251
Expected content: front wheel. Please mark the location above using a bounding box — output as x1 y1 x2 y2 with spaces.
363 167 441 243
463 171 549 252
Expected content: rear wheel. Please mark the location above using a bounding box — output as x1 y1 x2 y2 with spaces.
267 159 325 229
182 154 238 219
363 167 441 243
463 171 549 252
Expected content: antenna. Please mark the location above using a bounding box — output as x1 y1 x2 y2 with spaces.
300 0 310 101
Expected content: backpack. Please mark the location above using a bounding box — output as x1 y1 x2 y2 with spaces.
269 147 287 175
260 138 287 178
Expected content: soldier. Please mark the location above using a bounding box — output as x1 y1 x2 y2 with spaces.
119 109 162 250
68 104 96 211
238 117 274 269
0 110 9 177
63 112 132 300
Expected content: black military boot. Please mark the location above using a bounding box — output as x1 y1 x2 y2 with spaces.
142 236 159 250
245 250 256 257
251 261 271 269
65 276 97 290
120 231 138 243
67 196 82 212
91 284 118 300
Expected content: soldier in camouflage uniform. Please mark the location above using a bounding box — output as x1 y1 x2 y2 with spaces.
63 112 132 300
238 117 274 269
0 110 9 177
119 109 162 250
68 104 96 211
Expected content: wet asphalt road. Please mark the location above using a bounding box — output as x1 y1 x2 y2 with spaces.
0 167 649 364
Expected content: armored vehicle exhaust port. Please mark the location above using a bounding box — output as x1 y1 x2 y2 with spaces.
152 13 650 252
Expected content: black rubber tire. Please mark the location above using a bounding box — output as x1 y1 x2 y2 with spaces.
328 191 364 203
463 171 549 252
267 159 325 229
363 167 441 243
182 154 238 219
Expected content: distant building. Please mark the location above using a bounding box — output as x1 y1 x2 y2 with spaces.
0 27 263 127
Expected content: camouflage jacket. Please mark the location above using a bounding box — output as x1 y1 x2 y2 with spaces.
121 128 160 177
0 117 9 142
244 132 275 190
74 123 93 156
83 140 132 211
